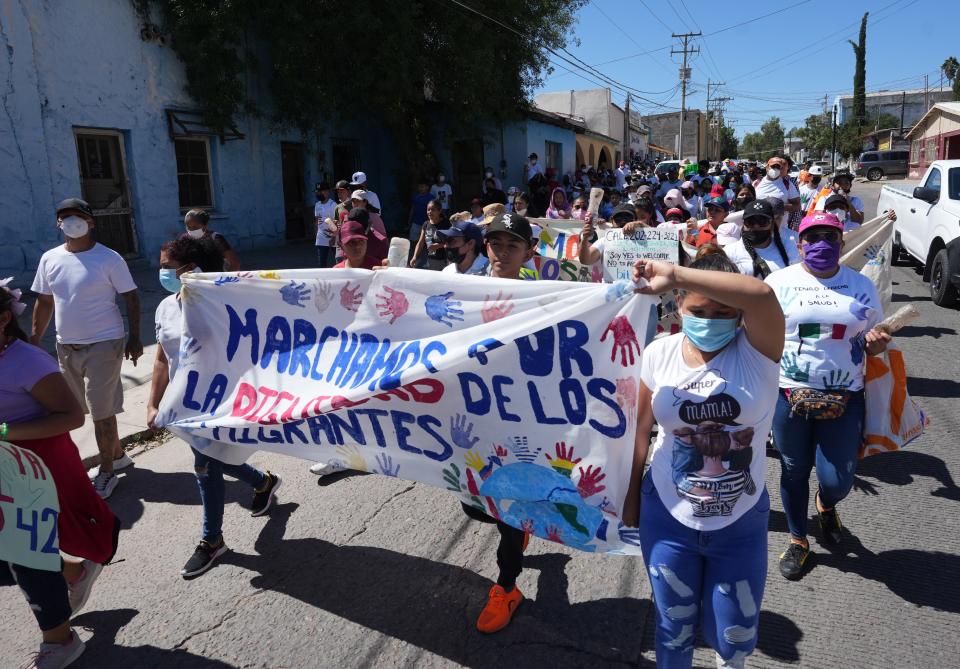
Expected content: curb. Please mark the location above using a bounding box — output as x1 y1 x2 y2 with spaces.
80 428 158 470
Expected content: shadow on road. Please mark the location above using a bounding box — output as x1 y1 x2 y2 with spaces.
897 325 957 338
907 376 960 399
220 502 650 667
854 451 960 501
72 608 235 668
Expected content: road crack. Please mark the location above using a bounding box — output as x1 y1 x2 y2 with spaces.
342 482 417 546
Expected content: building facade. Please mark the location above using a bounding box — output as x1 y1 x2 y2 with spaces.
534 88 623 169
832 88 955 128
0 0 400 279
643 110 706 161
905 102 960 178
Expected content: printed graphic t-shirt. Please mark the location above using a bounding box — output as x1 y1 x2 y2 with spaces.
765 264 883 391
640 330 779 531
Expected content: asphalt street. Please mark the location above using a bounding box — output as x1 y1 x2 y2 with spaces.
3 180 958 668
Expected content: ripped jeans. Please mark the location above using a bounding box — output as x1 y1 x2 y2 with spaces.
192 446 266 543
772 390 865 539
640 473 768 669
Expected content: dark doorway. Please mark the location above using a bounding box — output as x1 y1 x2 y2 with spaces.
74 130 138 256
331 138 360 184
946 134 960 160
452 139 484 210
281 142 306 240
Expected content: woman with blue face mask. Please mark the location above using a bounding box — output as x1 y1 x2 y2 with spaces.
765 212 890 581
147 237 282 579
623 246 785 669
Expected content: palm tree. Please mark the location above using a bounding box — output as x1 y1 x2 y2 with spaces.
943 57 960 101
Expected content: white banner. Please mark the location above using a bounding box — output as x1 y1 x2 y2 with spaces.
158 269 658 553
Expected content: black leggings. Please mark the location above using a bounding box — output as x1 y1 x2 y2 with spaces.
461 503 525 589
1 560 70 631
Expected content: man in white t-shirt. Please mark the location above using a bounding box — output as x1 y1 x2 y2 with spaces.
349 171 382 214
313 182 337 267
525 153 544 183
30 198 142 499
431 172 453 211
615 160 630 190
824 169 864 226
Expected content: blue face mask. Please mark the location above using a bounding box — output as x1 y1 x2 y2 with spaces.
158 268 182 293
682 314 739 352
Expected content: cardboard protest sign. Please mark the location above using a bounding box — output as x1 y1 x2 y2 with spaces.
158 268 658 553
602 228 682 282
0 441 61 571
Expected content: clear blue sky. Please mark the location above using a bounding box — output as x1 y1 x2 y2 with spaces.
532 0 958 138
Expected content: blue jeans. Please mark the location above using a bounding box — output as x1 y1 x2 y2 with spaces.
192 446 266 543
772 390 864 539
640 474 769 669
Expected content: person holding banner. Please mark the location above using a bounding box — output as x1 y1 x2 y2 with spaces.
724 200 799 279
578 204 651 280
460 212 539 634
765 212 890 581
147 238 282 578
437 221 488 275
623 249 784 669
1 280 120 668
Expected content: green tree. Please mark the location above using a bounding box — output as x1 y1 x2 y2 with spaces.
848 12 868 131
942 56 960 102
795 112 832 159
739 117 784 161
718 123 738 158
153 0 586 182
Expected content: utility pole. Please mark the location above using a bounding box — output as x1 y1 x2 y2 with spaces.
706 80 725 160
713 96 732 158
924 73 929 111
624 93 631 163
822 94 828 114
672 31 700 160
831 106 838 172
900 90 906 135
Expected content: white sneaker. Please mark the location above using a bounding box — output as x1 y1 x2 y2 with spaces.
87 453 134 480
309 461 345 477
67 560 103 616
92 471 118 499
21 630 85 668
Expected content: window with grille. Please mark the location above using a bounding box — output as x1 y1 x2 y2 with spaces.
175 138 213 209
545 140 563 172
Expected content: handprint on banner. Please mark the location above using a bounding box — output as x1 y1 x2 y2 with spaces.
481 290 514 323
615 377 638 427
340 282 363 312
521 518 535 534
601 315 642 366
425 291 464 327
335 445 368 472
604 280 634 303
313 281 335 312
258 271 281 280
214 275 240 286
849 332 866 365
236 272 254 279
280 281 310 308
546 526 564 544
848 292 873 321
375 454 400 477
465 446 507 481
375 286 409 324
545 441 582 477
576 465 607 498
776 286 798 310
862 244 882 261
598 496 618 516
781 352 811 383
464 468 500 519
450 414 479 450
822 369 853 390
504 435 541 463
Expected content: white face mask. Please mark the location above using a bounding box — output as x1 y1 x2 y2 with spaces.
485 171 493 178
437 176 445 184
515 208 527 216
767 168 781 180
185 228 205 239
531 160 538 166
60 215 89 239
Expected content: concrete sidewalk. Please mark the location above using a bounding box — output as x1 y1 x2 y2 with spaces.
14 240 321 468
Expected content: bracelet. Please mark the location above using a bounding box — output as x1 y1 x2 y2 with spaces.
0 422 8 439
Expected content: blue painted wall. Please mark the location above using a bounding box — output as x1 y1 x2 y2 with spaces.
0 0 401 281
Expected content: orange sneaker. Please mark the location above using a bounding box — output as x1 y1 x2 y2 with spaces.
476 584 524 633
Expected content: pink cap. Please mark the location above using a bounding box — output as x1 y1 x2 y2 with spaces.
799 212 843 235
665 207 684 219
681 180 694 189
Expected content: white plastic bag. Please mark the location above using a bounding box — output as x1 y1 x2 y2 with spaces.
860 342 927 458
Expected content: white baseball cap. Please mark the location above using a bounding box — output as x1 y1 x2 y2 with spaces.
808 165 824 176
350 189 367 201
350 171 367 186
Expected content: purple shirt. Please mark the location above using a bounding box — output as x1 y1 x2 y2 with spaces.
0 339 61 424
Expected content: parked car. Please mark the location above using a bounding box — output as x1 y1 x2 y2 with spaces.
655 160 681 175
856 150 909 181
877 159 960 306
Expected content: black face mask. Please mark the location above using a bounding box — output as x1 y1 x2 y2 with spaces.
811 177 822 186
743 229 772 245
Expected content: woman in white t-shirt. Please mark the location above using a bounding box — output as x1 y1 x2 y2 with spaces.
724 199 800 279
146 237 282 579
765 212 890 582
623 249 784 668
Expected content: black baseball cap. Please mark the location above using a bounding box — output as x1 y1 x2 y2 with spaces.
743 199 773 220
486 212 533 244
437 220 484 246
611 203 637 221
315 182 330 191
335 179 350 190
832 168 854 182
55 197 93 218
824 193 849 210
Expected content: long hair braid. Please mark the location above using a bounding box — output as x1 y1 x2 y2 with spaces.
742 223 789 279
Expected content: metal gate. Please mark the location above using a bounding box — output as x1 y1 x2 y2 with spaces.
74 130 138 256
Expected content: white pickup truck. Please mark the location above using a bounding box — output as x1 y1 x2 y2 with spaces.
877 159 960 307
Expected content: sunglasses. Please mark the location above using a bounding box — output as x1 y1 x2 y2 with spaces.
801 230 841 243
